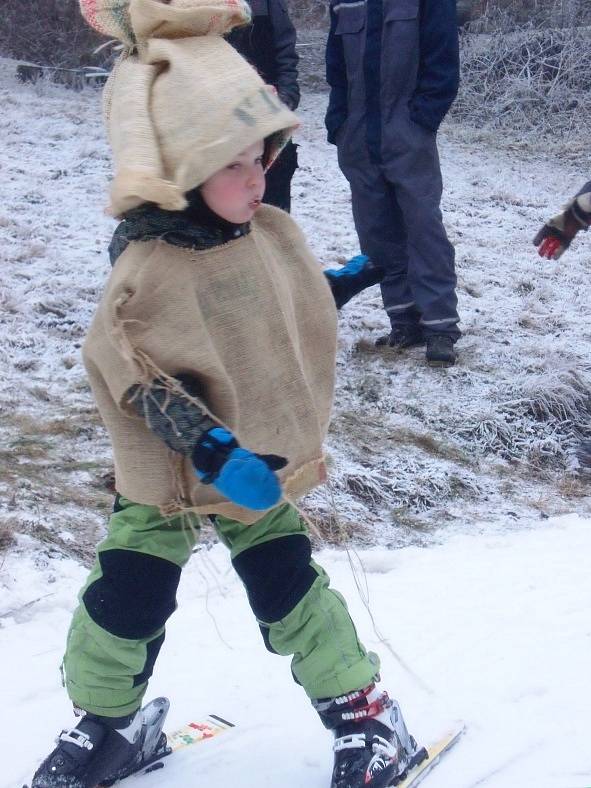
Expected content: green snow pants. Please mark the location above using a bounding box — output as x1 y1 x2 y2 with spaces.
63 497 378 717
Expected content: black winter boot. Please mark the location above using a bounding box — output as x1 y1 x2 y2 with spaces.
31 698 170 788
313 684 420 788
375 326 425 350
425 335 457 367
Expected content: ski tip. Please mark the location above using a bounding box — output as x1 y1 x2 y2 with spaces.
144 762 166 775
450 721 467 738
436 721 467 747
396 723 466 788
208 714 235 728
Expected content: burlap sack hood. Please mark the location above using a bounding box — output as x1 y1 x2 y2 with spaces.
80 0 299 215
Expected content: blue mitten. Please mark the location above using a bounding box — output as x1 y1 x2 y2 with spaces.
324 254 385 309
192 427 287 510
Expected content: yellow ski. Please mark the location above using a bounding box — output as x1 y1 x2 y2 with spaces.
166 714 236 752
396 724 465 787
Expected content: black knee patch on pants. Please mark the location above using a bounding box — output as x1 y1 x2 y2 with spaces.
259 624 276 654
83 549 181 639
133 631 165 687
232 534 318 623
113 494 124 513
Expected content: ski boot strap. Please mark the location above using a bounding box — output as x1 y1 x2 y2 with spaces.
334 731 397 756
58 728 95 752
71 706 139 731
313 683 392 730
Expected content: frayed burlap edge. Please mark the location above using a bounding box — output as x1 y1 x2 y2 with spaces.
109 169 188 217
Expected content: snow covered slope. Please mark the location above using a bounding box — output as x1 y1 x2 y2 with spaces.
2 513 591 787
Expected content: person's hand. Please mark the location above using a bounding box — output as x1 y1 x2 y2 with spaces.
324 254 385 309
533 208 585 260
193 427 287 510
534 186 591 260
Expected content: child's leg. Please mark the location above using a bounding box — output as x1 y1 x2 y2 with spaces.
214 503 378 699
63 496 198 717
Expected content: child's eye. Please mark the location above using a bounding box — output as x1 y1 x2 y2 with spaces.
255 157 264 166
227 162 242 170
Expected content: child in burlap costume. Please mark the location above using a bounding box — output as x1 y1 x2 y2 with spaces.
31 2 414 787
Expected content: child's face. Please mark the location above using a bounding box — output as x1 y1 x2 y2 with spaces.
201 140 266 224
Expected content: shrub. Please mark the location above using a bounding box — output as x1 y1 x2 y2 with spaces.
453 7 591 135
0 0 109 68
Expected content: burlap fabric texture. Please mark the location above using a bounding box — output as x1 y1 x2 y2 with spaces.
79 0 298 215
79 0 137 47
83 206 338 524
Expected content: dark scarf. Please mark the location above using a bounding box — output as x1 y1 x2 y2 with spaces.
108 187 251 266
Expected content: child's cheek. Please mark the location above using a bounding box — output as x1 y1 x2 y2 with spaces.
229 181 248 206
219 177 240 201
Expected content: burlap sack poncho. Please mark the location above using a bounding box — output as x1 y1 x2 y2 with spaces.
81 0 338 523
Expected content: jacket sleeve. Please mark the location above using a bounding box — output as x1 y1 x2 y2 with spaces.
575 181 591 205
127 375 217 456
268 0 300 110
325 3 348 145
409 0 460 132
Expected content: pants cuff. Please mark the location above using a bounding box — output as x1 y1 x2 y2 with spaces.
303 651 380 700
66 679 146 718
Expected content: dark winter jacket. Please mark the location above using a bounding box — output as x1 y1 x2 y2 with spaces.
325 0 460 148
227 0 300 110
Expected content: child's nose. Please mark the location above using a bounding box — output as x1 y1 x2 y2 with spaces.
247 167 263 187
248 164 265 183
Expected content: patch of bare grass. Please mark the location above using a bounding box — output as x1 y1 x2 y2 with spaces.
0 524 16 552
306 509 374 547
353 338 400 357
556 476 590 500
389 427 473 467
6 410 101 438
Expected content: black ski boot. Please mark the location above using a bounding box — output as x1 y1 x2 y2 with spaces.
31 698 170 788
314 684 420 788
425 335 456 368
375 326 425 350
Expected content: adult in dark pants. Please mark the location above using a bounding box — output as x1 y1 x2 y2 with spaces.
325 0 461 366
227 0 299 212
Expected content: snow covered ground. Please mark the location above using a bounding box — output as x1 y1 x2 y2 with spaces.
3 512 591 787
1 56 591 786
